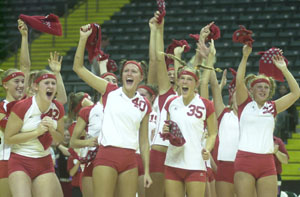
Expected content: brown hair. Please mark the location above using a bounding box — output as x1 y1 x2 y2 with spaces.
119 59 147 83
68 92 86 120
32 69 55 84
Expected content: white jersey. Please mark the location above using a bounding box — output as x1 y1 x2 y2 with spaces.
164 95 215 170
100 84 151 150
78 102 103 157
0 100 11 160
152 88 177 147
217 108 239 161
11 96 64 158
238 96 276 154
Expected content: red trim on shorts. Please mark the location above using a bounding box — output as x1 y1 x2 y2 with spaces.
0 160 9 178
215 161 235 184
165 166 206 182
8 153 54 179
234 150 276 179
93 146 137 174
149 149 166 173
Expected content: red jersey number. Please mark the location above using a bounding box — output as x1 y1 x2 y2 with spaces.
44 109 60 120
187 105 204 118
132 98 146 112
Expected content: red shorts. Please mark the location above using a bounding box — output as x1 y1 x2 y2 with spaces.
0 160 8 178
215 161 235 184
234 150 276 179
149 149 166 173
82 162 94 177
165 166 206 182
8 153 54 179
136 154 144 176
93 146 137 174
206 167 215 182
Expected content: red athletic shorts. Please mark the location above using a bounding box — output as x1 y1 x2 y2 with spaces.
8 153 54 179
149 149 166 173
93 146 137 174
215 161 235 184
0 160 8 178
136 154 145 176
206 167 215 182
82 162 94 177
234 150 276 179
165 166 206 182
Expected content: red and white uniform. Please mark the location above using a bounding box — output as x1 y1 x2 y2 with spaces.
78 102 103 156
0 100 11 160
217 108 239 161
164 95 214 170
100 84 151 150
152 88 176 147
10 96 64 158
238 96 277 154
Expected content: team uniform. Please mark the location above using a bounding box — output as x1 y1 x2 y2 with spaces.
150 87 176 173
8 96 64 179
0 100 11 178
164 95 215 182
77 102 103 177
215 108 239 184
94 83 151 173
235 96 277 179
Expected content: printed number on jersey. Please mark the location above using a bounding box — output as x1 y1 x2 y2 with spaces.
132 98 146 112
187 105 204 118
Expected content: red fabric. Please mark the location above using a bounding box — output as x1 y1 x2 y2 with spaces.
0 100 18 129
135 154 145 176
228 68 237 104
215 161 235 183
67 156 82 187
232 25 254 47
0 160 8 178
107 59 118 73
82 162 94 177
165 166 206 182
149 149 166 173
165 39 190 66
160 120 186 147
156 0 166 24
201 97 215 118
19 14 62 36
68 122 76 137
258 47 288 82
207 24 221 41
2 72 24 83
85 23 103 63
39 112 53 150
189 34 200 42
68 147 99 164
206 167 215 182
273 136 289 174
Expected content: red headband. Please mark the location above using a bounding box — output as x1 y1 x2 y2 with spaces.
179 70 198 82
2 72 24 83
251 78 270 87
101 72 118 82
123 61 143 76
168 67 175 71
74 93 90 114
138 85 156 97
34 74 56 84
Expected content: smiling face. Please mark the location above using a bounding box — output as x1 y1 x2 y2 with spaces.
178 74 197 100
3 75 25 101
250 82 270 105
36 78 57 102
122 63 143 93
104 75 118 86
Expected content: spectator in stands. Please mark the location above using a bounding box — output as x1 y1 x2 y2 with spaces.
73 24 152 197
273 136 289 197
274 83 298 143
234 45 300 197
5 69 65 197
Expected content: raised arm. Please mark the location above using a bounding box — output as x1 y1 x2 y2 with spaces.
236 45 252 106
73 24 108 95
210 69 226 117
273 55 300 113
147 16 158 85
48 51 67 105
18 19 31 90
154 12 171 95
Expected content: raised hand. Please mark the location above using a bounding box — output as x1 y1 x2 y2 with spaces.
18 19 28 37
80 24 92 39
174 45 186 56
219 69 227 90
48 51 63 73
272 54 287 71
154 11 164 28
149 16 158 30
199 21 214 41
242 44 252 57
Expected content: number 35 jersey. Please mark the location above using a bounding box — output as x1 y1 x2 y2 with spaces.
164 95 214 170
